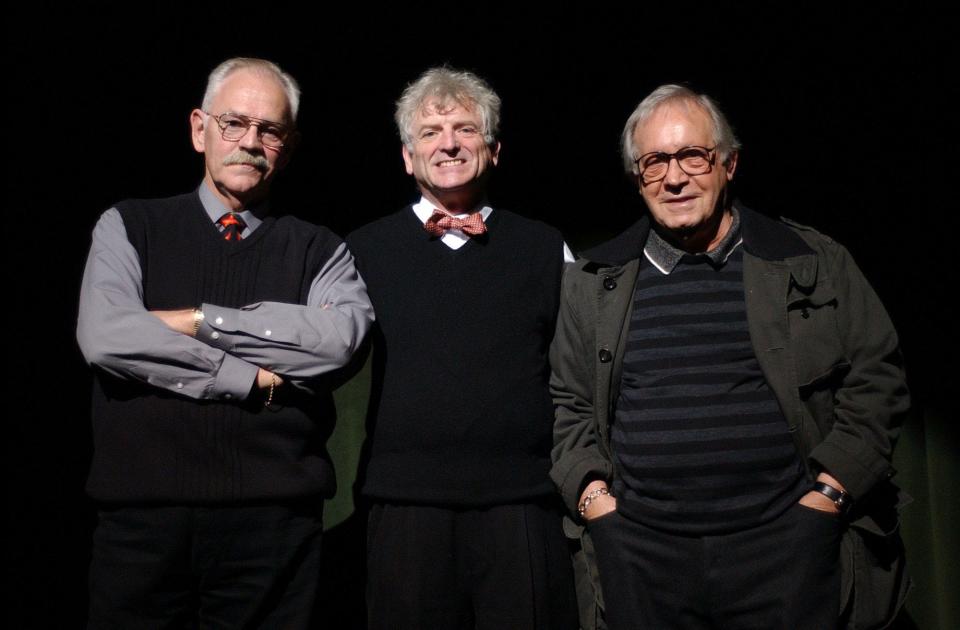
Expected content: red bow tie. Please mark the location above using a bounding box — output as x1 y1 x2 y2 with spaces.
423 210 487 237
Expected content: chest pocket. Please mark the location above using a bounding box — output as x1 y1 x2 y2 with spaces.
788 278 850 395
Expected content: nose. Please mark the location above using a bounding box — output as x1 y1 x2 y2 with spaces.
238 123 264 150
438 128 459 153
663 156 689 190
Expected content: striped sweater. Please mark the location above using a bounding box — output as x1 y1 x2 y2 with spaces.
611 221 808 534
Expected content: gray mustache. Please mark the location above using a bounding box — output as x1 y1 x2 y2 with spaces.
222 151 269 171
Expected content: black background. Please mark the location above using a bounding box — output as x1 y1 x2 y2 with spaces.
8 3 954 626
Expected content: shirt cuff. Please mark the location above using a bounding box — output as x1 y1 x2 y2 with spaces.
211 353 259 401
197 304 234 350
200 302 299 347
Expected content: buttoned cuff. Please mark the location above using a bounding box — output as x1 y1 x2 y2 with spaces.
197 304 233 350
199 302 299 349
211 353 259 401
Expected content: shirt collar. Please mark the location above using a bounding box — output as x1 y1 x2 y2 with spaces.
643 206 743 275
411 196 493 224
197 182 265 234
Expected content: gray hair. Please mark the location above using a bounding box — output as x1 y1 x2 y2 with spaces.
621 84 741 175
201 57 301 123
395 67 501 149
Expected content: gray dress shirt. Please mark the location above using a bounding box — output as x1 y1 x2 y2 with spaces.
77 184 374 401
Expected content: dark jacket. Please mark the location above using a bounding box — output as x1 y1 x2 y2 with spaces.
550 207 910 629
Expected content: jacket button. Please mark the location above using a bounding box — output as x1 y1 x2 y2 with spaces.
603 276 617 290
598 348 613 363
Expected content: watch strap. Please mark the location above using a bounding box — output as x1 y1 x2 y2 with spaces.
812 481 852 514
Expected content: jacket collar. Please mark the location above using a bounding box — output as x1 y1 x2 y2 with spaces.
582 202 817 289
738 204 814 261
582 203 815 267
580 216 651 268
738 205 819 292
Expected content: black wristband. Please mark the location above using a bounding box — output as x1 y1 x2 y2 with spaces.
812 481 852 514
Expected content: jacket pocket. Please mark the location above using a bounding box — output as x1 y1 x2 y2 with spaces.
789 284 848 392
790 283 849 441
839 484 912 629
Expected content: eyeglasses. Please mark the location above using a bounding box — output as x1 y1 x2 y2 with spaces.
205 111 292 148
634 145 717 184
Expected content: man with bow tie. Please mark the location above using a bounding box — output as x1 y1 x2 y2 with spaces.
346 67 577 629
77 57 372 628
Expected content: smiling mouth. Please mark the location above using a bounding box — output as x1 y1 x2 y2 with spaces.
436 159 466 167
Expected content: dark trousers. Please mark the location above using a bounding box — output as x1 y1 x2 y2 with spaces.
589 502 841 630
366 501 577 630
88 502 323 629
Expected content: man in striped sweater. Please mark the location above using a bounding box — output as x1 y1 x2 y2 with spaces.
550 85 909 629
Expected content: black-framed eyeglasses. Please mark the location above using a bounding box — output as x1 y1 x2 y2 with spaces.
205 111 292 148
634 145 717 184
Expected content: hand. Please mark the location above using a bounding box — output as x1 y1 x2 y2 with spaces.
798 472 846 514
150 309 196 335
798 490 839 514
256 368 283 389
580 480 617 522
585 494 617 521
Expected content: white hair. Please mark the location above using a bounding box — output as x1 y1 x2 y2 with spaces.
621 84 741 175
201 57 301 122
395 67 501 150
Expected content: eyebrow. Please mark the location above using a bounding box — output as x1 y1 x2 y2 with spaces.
221 111 289 130
418 119 479 129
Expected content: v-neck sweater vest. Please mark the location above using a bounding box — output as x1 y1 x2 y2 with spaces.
87 192 342 504
347 208 564 506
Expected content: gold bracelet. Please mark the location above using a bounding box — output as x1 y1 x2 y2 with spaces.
191 308 204 337
265 373 278 407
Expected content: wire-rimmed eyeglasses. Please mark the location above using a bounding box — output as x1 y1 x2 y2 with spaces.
205 111 292 149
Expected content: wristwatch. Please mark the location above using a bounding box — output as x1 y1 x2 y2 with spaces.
812 481 852 515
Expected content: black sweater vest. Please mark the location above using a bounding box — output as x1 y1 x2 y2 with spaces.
347 208 563 506
86 192 341 504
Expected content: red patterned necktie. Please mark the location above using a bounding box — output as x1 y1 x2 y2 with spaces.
217 212 247 241
423 210 487 237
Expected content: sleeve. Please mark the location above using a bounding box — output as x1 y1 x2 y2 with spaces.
76 208 259 400
807 242 910 500
549 264 615 516
196 240 374 389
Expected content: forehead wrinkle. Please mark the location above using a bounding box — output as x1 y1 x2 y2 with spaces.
637 102 714 154
419 94 478 119
212 72 292 125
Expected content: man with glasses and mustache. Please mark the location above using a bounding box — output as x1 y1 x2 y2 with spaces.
550 84 910 629
77 57 372 628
